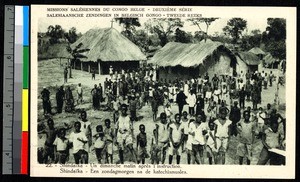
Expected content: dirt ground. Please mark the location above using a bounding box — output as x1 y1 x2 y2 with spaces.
37 59 286 165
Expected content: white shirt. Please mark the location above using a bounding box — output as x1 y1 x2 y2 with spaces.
94 136 105 149
165 107 172 117
206 130 215 147
77 86 83 94
257 112 266 124
214 119 232 138
157 122 169 143
181 120 189 135
109 67 113 74
169 123 183 143
187 93 196 107
53 137 69 151
184 84 189 96
69 131 88 153
149 90 153 97
116 115 131 134
189 122 208 145
79 120 91 136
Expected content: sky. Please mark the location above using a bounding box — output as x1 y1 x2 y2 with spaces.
38 17 268 36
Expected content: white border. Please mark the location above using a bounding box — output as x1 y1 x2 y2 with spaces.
30 5 296 178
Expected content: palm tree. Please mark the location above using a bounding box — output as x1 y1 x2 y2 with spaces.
66 43 90 78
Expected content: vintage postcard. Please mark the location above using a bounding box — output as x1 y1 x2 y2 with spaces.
30 5 296 178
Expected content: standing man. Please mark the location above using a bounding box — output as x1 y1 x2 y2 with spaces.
64 66 68 83
97 83 103 104
109 65 114 80
77 83 83 105
65 86 74 112
187 90 196 116
91 84 99 110
56 86 65 113
229 101 241 137
176 88 187 116
239 87 246 109
41 86 51 115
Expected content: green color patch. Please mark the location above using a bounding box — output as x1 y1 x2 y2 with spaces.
23 46 29 88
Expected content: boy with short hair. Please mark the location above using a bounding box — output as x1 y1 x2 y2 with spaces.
206 121 217 165
115 104 137 164
136 124 149 164
257 121 284 165
78 110 92 152
181 111 189 152
53 128 70 164
236 111 255 165
39 118 57 164
104 119 114 164
189 114 208 164
93 125 106 164
153 112 170 164
69 121 89 164
168 114 184 164
77 83 83 104
214 109 232 164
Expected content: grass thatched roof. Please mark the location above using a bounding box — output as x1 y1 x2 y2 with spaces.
148 39 236 68
264 53 279 64
70 27 146 62
248 47 265 55
237 52 261 65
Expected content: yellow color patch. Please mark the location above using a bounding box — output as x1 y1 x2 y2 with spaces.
22 89 28 131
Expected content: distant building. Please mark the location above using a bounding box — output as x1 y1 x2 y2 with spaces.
70 27 146 75
148 39 237 81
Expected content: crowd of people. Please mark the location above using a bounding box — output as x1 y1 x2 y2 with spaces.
38 65 286 165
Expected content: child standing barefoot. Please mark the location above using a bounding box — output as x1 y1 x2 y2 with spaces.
69 121 89 164
236 111 255 165
214 108 232 165
136 124 149 164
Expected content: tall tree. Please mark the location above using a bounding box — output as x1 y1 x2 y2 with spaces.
146 18 184 46
115 18 141 42
132 29 151 52
263 18 286 60
174 28 192 43
66 43 90 77
223 18 247 44
187 18 219 35
64 27 78 44
46 25 65 44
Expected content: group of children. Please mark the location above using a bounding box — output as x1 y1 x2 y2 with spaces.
38 66 285 165
38 98 285 165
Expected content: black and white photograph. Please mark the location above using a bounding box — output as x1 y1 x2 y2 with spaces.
30 5 296 178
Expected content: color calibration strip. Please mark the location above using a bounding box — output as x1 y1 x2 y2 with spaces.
21 6 29 175
11 6 29 174
13 6 23 174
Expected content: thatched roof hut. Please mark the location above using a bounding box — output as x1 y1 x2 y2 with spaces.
237 52 260 66
149 40 236 67
236 52 262 73
148 40 237 81
264 53 279 64
70 27 146 74
248 47 266 55
263 53 280 68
